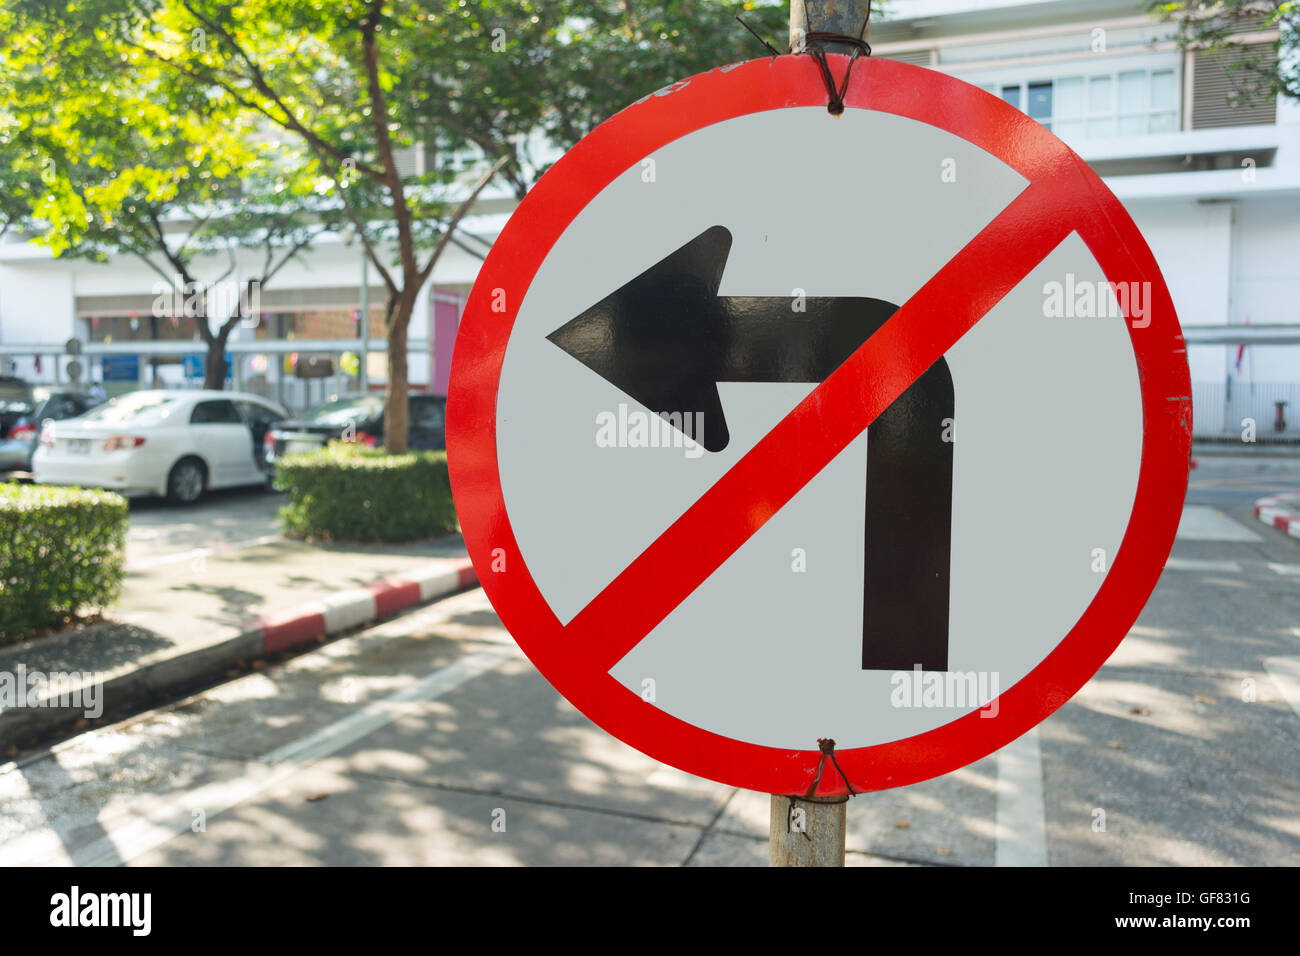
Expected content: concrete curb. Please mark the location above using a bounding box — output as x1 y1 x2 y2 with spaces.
0 558 478 751
1254 494 1300 541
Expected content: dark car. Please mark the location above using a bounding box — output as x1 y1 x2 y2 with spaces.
264 392 446 464
0 376 35 440
0 389 101 478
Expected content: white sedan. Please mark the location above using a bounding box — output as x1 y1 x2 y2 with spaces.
33 389 288 505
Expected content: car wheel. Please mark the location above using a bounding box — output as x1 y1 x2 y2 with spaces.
166 457 206 505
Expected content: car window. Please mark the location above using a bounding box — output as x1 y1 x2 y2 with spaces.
236 401 283 427
41 396 77 419
410 396 446 431
190 399 244 425
82 393 180 427
303 395 384 426
0 378 33 406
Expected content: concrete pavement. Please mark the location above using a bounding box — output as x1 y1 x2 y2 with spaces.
2 483 1297 865
0 510 475 749
2 457 1299 866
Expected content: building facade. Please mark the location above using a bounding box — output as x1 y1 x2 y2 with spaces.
1 0 1296 432
873 0 1300 437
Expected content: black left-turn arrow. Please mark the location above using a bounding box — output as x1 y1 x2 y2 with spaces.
547 225 954 672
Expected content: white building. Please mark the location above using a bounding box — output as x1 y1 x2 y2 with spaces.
1 0 1296 433
0 171 518 410
873 0 1300 437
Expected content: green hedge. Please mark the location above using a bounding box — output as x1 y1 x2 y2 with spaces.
0 485 128 643
275 442 458 543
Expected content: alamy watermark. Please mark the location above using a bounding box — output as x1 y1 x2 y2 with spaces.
890 665 999 717
50 886 150 936
0 665 103 719
1042 274 1151 328
151 273 261 328
596 403 705 459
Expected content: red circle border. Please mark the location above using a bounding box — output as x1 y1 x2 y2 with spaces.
447 56 1192 796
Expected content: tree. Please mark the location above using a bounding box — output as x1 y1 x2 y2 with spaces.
111 0 514 450
8 0 800 448
0 2 334 389
1151 1 1299 102
418 1 793 200
114 0 796 450
0 133 47 241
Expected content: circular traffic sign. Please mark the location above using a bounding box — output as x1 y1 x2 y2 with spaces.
447 55 1191 796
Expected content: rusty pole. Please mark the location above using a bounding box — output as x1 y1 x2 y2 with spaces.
789 0 872 54
770 794 849 866
768 0 873 868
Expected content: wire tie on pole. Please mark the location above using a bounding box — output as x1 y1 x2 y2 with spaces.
792 4 874 115
802 737 858 799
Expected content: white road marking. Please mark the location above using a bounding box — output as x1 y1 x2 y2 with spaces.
0 646 514 867
126 533 283 571
1269 563 1300 577
1264 656 1300 721
994 726 1048 867
1164 558 1242 573
1176 506 1262 542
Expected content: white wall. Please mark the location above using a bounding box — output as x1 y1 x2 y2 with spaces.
1232 196 1300 381
0 258 77 381
1125 199 1232 383
0 230 492 390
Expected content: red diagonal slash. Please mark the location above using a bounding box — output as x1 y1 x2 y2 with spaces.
565 172 1086 673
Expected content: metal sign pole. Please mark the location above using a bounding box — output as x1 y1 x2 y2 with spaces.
765 0 875 871
770 795 849 867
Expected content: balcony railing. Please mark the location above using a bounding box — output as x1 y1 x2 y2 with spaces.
1191 382 1300 440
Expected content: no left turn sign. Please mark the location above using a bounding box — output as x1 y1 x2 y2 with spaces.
447 55 1192 796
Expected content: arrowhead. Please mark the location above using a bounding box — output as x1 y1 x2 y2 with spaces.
547 225 734 452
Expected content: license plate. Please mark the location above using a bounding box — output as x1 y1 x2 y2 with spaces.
285 439 321 456
66 439 90 455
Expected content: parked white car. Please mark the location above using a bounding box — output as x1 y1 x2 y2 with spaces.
33 389 288 504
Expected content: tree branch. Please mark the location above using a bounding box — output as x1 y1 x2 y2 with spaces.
417 154 509 286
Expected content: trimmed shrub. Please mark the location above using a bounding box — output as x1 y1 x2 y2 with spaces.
275 442 458 543
0 484 128 643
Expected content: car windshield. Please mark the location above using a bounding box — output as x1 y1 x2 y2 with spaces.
81 393 180 428
0 379 33 408
300 396 383 425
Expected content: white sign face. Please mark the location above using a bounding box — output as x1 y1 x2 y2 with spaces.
494 107 1140 750
449 57 1188 794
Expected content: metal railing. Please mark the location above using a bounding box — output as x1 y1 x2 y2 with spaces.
1192 382 1300 438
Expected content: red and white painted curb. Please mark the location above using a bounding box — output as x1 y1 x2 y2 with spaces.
0 556 482 751
1255 494 1300 541
257 558 478 655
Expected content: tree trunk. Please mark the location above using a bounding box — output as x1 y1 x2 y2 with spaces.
384 290 415 453
203 334 230 390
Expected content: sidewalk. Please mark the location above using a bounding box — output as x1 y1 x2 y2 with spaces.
1192 440 1300 460
0 534 477 751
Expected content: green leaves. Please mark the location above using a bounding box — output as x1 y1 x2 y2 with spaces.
1151 1 1299 102
275 442 458 542
0 484 129 643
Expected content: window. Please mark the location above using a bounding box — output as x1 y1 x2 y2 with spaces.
40 396 78 419
301 395 384 426
977 66 1179 139
235 401 283 428
84 393 179 427
190 400 243 425
410 396 446 431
